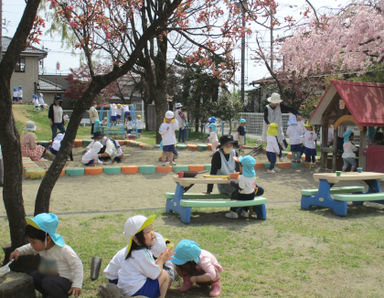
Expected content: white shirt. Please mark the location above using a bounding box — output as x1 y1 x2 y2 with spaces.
117 248 162 296
286 125 302 145
303 130 317 149
32 97 39 107
39 94 45 105
52 133 64 151
82 141 103 164
328 127 334 144
89 106 99 123
110 104 118 116
266 135 280 153
122 105 130 113
239 175 256 194
53 105 63 123
17 243 83 288
342 141 358 158
159 120 178 146
136 119 143 130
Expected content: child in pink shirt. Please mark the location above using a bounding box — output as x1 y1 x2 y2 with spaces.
171 239 222 297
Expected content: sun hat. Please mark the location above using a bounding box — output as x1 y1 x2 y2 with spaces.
137 114 141 119
25 213 65 247
13 87 17 91
238 155 256 177
54 95 63 102
32 94 38 99
18 85 23 89
171 239 201 265
218 134 237 148
267 93 282 104
304 121 314 129
239 118 246 124
124 215 156 254
165 111 174 119
151 232 166 258
343 129 354 142
175 103 183 109
287 113 297 126
267 123 278 136
24 121 37 132
209 116 216 123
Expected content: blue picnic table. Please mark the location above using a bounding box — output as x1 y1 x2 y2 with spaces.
301 172 384 216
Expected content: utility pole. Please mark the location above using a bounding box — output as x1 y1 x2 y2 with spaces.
0 0 2 54
270 8 274 73
237 0 247 106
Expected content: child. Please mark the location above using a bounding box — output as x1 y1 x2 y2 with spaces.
110 103 118 125
9 213 83 298
136 114 143 138
237 118 246 147
125 116 134 136
107 215 173 298
159 110 178 166
208 116 218 155
12 87 18 104
32 94 40 111
225 155 265 219
171 239 222 297
39 93 46 110
266 123 280 173
18 85 23 104
303 122 317 166
81 140 104 166
342 129 358 172
49 133 74 161
103 232 175 286
286 113 302 163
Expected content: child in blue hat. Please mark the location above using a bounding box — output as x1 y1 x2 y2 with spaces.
208 116 218 155
237 118 247 147
171 239 222 297
225 155 264 219
9 213 83 298
12 87 18 104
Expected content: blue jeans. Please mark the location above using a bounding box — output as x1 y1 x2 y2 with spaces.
178 128 186 143
51 122 66 140
343 157 356 171
266 152 276 170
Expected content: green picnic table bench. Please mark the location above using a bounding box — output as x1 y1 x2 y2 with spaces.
301 186 365 196
333 192 384 202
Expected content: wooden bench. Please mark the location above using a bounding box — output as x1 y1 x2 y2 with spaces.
165 192 267 224
333 192 384 202
301 186 365 196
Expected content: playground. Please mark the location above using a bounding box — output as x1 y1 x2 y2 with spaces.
2 164 384 296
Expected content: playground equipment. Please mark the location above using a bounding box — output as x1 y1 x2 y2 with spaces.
98 104 137 138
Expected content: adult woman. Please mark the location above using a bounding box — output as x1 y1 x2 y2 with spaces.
48 95 66 140
206 135 240 196
20 121 50 161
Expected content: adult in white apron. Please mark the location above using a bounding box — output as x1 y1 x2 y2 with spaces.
262 93 297 155
206 135 240 195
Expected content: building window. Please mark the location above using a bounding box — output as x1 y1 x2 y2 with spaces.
15 57 25 72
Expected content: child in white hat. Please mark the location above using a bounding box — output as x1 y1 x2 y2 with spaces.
9 213 83 298
159 110 179 166
104 215 173 298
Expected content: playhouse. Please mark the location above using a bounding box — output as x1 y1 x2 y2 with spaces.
309 80 384 172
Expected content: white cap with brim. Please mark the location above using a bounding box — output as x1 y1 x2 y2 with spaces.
124 215 156 255
26 213 65 247
24 121 37 132
267 93 283 104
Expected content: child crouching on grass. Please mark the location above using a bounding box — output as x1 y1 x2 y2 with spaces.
225 155 265 219
104 215 174 298
172 239 222 297
10 213 83 298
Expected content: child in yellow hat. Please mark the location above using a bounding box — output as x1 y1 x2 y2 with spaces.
266 123 280 173
303 122 317 166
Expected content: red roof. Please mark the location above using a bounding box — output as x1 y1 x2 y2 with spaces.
310 80 384 126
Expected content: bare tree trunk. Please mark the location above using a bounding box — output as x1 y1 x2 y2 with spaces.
0 0 41 249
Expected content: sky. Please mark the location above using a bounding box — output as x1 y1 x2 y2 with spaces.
2 0 350 90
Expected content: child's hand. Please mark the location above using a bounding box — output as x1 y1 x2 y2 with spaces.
190 276 197 284
9 250 19 261
160 247 175 262
68 287 81 297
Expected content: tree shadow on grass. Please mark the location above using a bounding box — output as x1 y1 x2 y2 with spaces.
302 203 384 219
161 210 266 231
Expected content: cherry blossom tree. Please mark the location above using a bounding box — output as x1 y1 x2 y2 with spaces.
280 0 384 77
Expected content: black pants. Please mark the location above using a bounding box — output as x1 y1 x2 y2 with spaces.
31 271 72 298
230 182 264 213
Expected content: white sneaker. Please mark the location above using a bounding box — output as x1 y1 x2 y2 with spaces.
170 161 176 165
274 167 281 172
240 210 249 218
267 169 276 174
225 211 239 219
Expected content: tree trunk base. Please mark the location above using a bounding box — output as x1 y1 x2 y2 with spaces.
0 271 35 298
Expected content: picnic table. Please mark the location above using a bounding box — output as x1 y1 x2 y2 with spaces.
166 175 267 224
301 172 384 216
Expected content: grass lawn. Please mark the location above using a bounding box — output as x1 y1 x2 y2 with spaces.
1 205 384 297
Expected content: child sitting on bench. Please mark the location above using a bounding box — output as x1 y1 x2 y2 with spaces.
226 155 264 219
